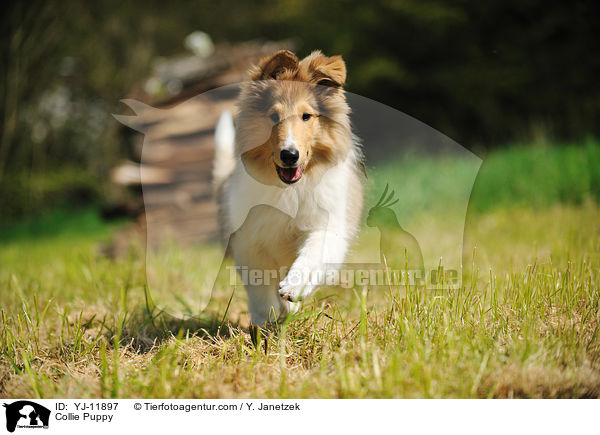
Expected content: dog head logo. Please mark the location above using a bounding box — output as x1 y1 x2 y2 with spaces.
3 401 50 433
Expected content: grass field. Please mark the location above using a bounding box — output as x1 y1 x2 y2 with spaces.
1 143 599 398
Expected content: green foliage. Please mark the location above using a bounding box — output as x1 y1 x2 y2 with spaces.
205 0 600 145
0 168 101 221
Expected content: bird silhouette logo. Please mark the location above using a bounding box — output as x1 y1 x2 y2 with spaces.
367 184 424 283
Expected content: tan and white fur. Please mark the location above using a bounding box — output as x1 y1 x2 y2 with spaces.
213 50 363 326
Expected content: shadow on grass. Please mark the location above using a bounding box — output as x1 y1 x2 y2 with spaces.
114 299 245 353
114 295 330 354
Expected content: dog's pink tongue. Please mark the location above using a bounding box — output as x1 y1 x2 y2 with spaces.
281 166 302 182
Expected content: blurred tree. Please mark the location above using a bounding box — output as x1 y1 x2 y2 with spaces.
1 0 599 217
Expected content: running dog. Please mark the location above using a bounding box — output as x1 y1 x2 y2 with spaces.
213 49 364 326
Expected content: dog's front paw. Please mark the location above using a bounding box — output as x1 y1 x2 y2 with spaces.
278 268 314 302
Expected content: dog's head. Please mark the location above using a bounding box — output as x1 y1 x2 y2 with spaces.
236 50 352 186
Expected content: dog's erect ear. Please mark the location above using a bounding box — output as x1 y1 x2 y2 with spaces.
251 50 299 81
306 52 347 88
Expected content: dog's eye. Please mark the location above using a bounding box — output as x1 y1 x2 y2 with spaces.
269 113 280 124
301 113 312 121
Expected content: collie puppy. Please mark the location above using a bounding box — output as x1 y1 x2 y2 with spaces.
213 50 363 326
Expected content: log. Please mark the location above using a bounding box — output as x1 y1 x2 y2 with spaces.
108 39 295 253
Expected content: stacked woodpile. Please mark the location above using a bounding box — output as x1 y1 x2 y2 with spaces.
109 39 293 252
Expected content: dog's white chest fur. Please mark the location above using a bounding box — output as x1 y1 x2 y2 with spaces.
226 158 349 269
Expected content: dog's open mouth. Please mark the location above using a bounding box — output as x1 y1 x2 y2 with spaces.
276 164 304 184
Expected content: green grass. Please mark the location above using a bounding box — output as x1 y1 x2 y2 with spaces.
1 144 599 398
470 139 600 211
366 139 600 220
0 207 119 243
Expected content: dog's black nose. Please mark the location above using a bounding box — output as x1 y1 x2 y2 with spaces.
280 148 299 166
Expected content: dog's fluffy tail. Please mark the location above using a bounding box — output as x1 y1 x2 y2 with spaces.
213 110 235 191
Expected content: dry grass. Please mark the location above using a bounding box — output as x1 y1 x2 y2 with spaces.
1 202 599 398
